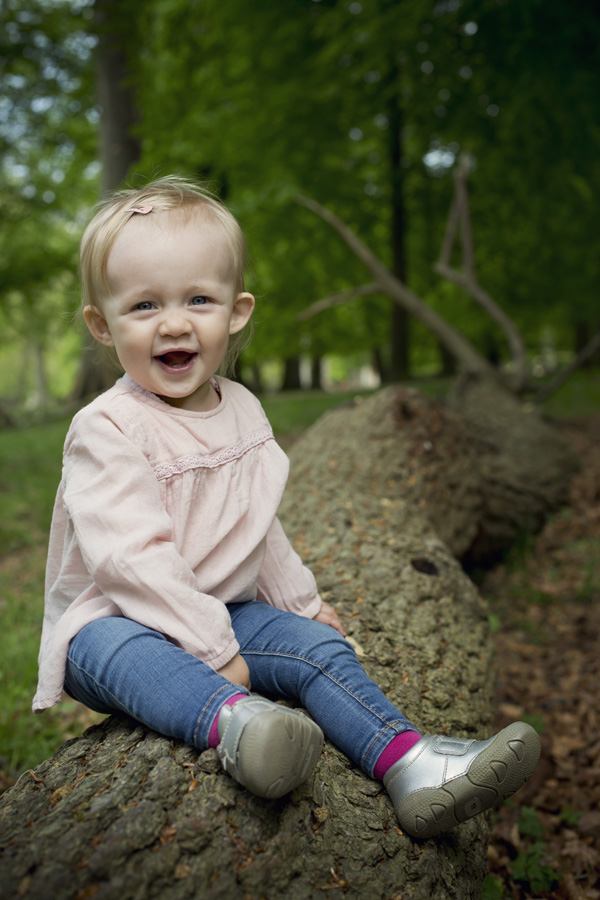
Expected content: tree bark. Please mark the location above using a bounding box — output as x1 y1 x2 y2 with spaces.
281 357 302 391
310 356 323 390
71 0 142 403
0 384 576 899
94 0 142 194
386 56 410 381
447 376 577 564
69 340 122 403
437 339 458 377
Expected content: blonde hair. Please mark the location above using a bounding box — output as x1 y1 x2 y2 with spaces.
79 175 252 378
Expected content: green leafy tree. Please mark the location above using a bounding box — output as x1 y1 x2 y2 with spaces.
0 0 99 404
130 0 600 380
2 0 599 406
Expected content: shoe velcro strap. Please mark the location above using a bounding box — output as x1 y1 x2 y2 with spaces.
432 736 475 756
216 698 272 779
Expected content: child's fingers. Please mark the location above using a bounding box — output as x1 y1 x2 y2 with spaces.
313 602 346 637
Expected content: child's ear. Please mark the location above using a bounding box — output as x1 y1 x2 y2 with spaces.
83 305 114 346
229 292 255 335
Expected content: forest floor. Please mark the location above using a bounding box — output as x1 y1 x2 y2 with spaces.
481 413 600 900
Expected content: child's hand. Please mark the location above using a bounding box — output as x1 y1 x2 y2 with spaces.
313 601 346 637
217 653 251 689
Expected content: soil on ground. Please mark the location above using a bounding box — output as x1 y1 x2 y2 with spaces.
482 414 600 900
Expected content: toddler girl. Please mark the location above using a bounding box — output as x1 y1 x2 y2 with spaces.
34 176 540 839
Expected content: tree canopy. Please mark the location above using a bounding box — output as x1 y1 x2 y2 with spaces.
1 0 599 404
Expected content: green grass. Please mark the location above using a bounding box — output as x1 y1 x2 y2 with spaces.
258 387 377 436
0 543 102 773
0 418 78 775
0 418 70 553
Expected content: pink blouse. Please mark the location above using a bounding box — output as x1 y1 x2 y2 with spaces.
33 375 321 712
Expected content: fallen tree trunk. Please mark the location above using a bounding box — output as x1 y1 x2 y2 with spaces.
447 377 578 564
0 383 576 900
283 381 576 566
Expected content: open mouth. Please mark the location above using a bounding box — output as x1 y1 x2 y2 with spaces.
155 351 197 372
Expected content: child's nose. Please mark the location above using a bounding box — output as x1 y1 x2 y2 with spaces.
158 309 192 336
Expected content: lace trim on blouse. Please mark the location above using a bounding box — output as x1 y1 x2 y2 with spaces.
154 428 274 481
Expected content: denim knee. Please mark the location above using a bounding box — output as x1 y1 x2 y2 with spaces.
65 616 169 713
64 616 243 749
290 617 360 670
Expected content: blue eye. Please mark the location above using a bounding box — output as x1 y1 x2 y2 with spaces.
135 301 154 311
190 296 209 306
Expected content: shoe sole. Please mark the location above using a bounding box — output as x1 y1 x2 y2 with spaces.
397 722 541 839
236 708 324 799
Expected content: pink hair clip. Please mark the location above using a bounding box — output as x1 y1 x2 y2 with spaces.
124 205 153 215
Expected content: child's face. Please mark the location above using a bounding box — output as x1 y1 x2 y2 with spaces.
84 210 254 411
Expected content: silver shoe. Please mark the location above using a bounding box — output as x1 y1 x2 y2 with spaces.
384 721 541 838
216 696 324 799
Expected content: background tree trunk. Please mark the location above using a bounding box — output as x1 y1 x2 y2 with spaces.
70 0 142 403
387 56 410 382
94 0 142 195
281 357 302 391
310 356 323 390
437 340 458 377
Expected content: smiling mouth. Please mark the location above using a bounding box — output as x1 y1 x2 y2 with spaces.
155 351 197 371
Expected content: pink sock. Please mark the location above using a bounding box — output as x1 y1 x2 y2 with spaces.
208 693 247 748
373 730 422 781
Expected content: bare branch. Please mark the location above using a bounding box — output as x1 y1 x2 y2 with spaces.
454 167 475 276
434 162 529 391
434 260 529 387
438 189 460 269
297 283 380 321
533 327 600 403
296 194 494 378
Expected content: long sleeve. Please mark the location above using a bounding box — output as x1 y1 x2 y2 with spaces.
255 516 322 619
59 409 239 670
35 376 304 712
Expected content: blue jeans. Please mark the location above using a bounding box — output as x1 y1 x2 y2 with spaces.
64 601 417 778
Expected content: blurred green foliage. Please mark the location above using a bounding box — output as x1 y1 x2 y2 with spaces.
1 0 599 408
